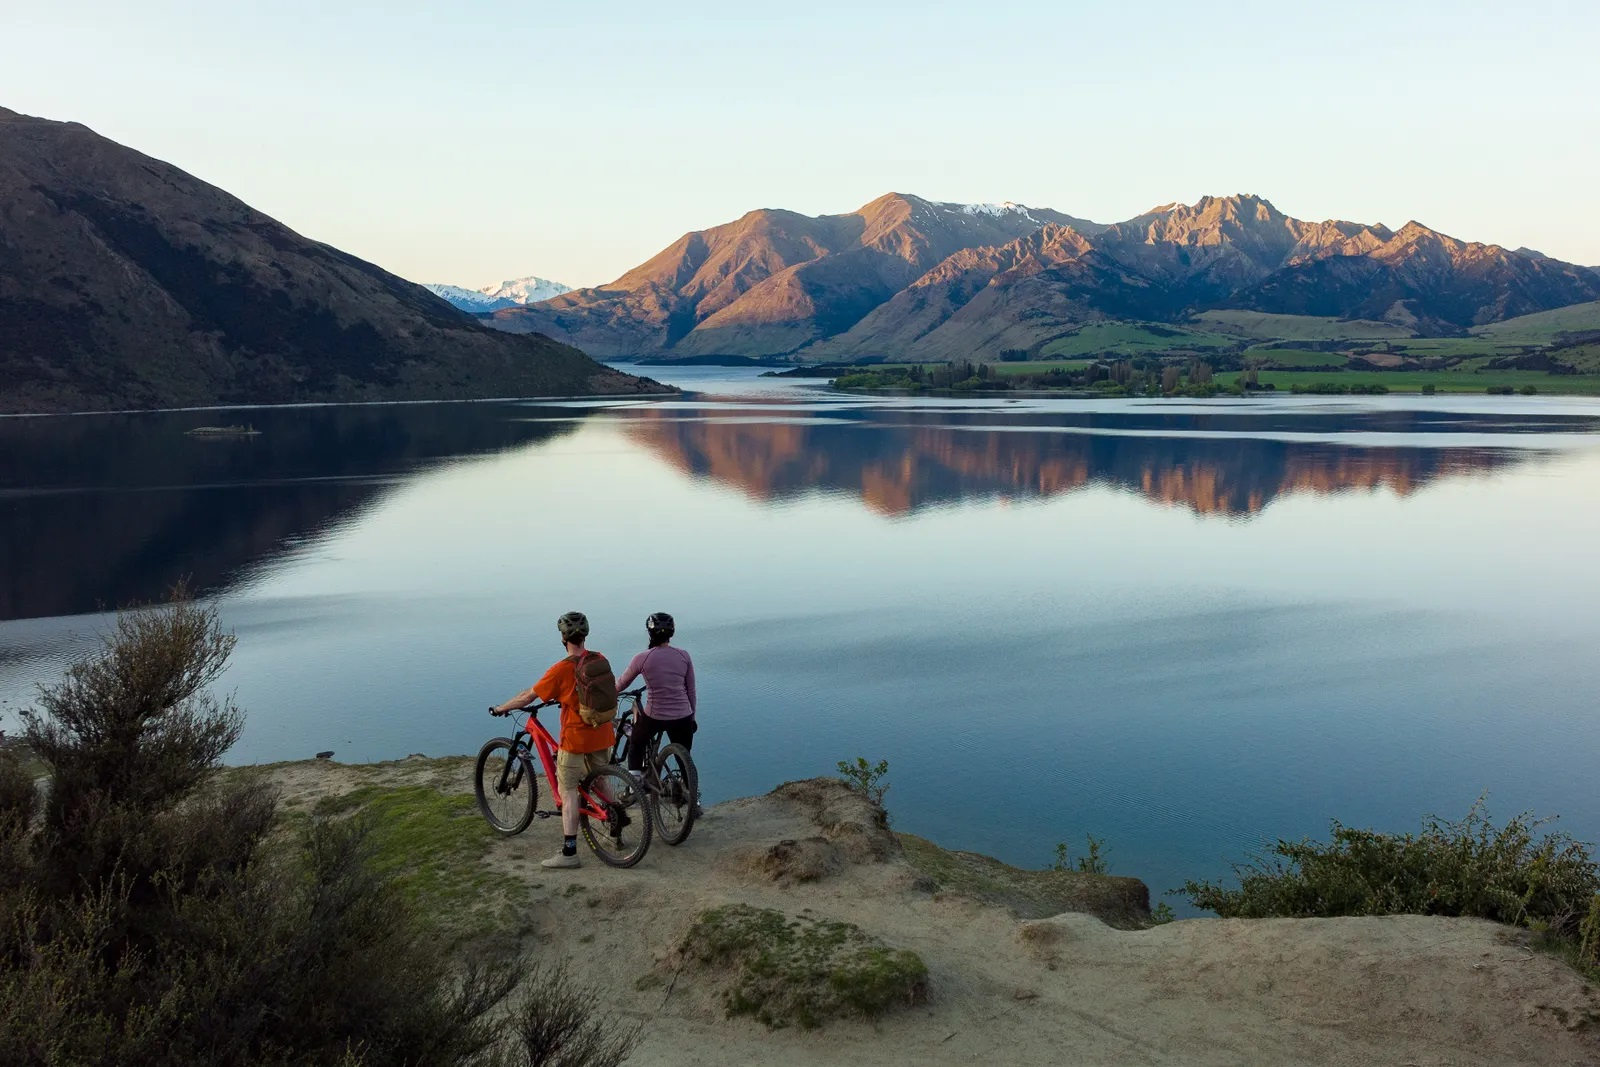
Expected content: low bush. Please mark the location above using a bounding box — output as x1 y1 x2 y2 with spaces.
836 756 891 824
1052 834 1110 875
501 962 640 1067
1178 800 1599 976
680 904 928 1029
2 591 633 1066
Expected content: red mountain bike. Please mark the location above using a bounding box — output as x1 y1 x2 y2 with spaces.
476 700 651 867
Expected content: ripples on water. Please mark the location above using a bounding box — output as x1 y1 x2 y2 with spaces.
3 366 1599 911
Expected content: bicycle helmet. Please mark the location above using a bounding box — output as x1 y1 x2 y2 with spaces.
556 611 589 644
645 612 675 643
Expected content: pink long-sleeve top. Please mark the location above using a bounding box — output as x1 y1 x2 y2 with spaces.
615 645 697 720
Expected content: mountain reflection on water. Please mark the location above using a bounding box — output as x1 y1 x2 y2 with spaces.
621 405 1539 518
0 405 579 621
3 388 1595 621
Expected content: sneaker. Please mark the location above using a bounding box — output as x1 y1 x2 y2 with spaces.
540 850 581 869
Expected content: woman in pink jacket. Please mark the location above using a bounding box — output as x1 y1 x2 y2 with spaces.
614 613 698 787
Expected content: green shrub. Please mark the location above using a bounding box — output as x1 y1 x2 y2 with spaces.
1179 800 1599 953
2 592 627 1066
500 962 640 1067
836 757 890 823
1519 384 1538 395
681 904 928 1029
1580 895 1600 969
0 747 33 827
1052 834 1110 875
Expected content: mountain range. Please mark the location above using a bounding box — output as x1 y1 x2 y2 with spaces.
0 108 656 414
486 193 1600 362
423 276 572 312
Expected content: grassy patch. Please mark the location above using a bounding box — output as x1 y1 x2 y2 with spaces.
680 904 928 1029
1386 338 1522 358
1246 370 1600 394
1036 322 1236 358
1242 348 1351 368
0 737 45 780
897 833 1152 928
1554 342 1600 373
987 358 1092 377
1472 301 1600 343
1194 311 1414 341
309 784 530 942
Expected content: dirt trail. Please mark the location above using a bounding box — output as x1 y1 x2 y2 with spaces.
264 757 1600 1067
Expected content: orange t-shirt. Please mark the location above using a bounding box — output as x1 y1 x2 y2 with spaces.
532 654 615 755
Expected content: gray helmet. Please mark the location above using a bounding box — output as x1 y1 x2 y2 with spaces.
556 611 589 643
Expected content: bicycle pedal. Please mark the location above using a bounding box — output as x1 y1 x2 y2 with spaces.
534 809 558 819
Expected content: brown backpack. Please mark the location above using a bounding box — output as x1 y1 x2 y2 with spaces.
569 651 618 727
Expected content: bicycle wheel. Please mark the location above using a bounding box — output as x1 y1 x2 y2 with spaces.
475 738 537 835
652 743 699 846
579 764 652 868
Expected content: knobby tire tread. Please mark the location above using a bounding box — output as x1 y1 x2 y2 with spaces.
474 737 537 836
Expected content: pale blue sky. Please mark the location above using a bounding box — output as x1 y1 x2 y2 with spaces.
5 0 1598 288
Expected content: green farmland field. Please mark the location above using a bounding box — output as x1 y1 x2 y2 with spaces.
1192 311 1414 341
1036 322 1235 358
1244 370 1600 395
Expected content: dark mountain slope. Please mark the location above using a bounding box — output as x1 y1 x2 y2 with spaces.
1228 222 1600 331
0 106 659 413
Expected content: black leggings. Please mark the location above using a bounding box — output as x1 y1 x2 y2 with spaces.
627 713 697 772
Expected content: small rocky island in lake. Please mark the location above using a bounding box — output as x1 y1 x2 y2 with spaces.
184 424 261 436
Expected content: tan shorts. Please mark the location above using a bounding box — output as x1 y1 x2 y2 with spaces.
556 747 613 793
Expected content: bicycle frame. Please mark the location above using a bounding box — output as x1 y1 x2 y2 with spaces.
499 705 612 821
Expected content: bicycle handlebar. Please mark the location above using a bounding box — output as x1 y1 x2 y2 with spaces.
489 699 559 718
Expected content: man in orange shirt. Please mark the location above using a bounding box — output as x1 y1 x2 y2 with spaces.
492 611 616 869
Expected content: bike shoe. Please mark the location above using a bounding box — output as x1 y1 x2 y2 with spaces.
540 851 581 869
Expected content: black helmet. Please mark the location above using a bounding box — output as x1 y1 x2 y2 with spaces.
645 612 675 642
556 611 589 643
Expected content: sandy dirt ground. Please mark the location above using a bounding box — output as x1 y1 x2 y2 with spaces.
263 757 1600 1067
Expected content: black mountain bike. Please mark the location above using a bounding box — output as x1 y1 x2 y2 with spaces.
610 688 699 846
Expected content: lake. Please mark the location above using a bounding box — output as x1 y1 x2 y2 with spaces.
4 365 1599 910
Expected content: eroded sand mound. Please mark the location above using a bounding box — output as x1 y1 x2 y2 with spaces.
262 757 1600 1066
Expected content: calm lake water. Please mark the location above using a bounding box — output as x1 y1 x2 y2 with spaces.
4 366 1600 910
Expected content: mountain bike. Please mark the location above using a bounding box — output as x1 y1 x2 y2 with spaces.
610 688 699 846
477 700 651 867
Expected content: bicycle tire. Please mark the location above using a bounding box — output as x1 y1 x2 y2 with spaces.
475 737 537 836
652 742 699 846
579 764 652 868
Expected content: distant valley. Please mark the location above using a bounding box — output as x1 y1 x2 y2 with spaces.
484 193 1600 368
0 108 656 414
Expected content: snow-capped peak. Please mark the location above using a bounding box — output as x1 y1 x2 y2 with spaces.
423 275 572 312
481 276 571 304
951 201 1036 222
